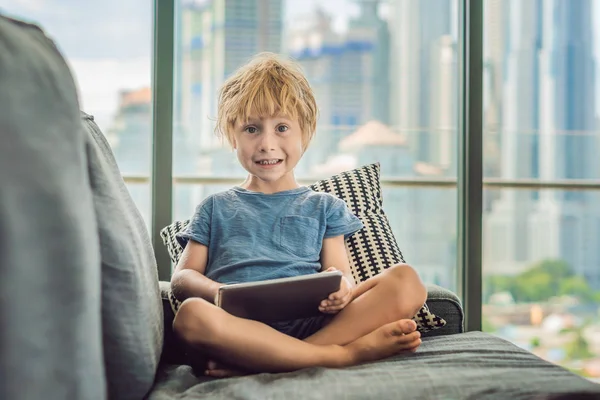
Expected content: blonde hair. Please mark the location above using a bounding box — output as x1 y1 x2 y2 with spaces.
216 52 318 149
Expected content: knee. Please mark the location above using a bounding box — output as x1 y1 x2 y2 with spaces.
383 263 427 312
173 298 223 346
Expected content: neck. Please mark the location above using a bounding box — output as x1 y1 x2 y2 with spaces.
239 174 300 194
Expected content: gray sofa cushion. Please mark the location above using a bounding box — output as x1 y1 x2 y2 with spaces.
83 113 164 399
149 331 600 400
0 15 105 400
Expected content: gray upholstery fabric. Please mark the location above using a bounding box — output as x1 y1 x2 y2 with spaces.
83 112 164 399
0 15 105 399
422 284 464 337
149 331 600 400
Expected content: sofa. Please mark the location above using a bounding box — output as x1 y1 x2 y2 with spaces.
2 14 600 400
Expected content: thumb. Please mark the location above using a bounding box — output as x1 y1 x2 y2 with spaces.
325 266 337 272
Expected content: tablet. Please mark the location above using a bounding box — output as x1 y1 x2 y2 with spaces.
216 270 343 323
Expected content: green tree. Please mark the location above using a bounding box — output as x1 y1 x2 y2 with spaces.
564 327 593 360
513 270 553 302
522 259 573 297
529 259 573 279
485 259 600 304
559 276 596 302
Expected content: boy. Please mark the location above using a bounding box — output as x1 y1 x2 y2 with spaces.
171 52 427 378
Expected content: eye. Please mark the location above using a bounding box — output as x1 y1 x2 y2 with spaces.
277 125 289 133
245 126 258 134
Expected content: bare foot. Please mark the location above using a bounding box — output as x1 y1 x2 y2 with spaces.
205 359 250 378
345 319 421 364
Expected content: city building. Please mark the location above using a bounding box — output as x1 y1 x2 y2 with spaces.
287 1 391 172
106 87 153 225
388 0 456 166
485 0 600 289
176 0 283 154
529 0 600 288
174 0 284 209
484 0 543 276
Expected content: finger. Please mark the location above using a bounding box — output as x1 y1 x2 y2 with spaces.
329 289 349 301
321 293 345 307
332 291 353 305
320 299 332 308
322 300 350 313
326 297 343 306
319 303 339 312
321 298 342 309
325 267 337 272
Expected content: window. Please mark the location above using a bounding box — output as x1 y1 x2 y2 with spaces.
9 0 599 380
482 0 600 377
172 0 460 291
3 1 154 227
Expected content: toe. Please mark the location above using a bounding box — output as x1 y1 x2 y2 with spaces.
397 319 417 334
389 319 418 336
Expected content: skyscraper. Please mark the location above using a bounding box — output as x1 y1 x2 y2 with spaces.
483 0 507 182
485 0 600 288
287 1 391 171
529 0 600 288
177 0 283 153
173 0 284 211
388 0 455 165
484 0 542 275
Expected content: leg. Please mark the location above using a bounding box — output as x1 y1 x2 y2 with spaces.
305 263 428 346
173 296 421 375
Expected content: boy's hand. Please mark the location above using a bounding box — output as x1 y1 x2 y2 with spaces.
319 267 353 314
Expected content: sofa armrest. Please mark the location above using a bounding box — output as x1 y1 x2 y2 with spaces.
158 281 186 365
423 284 464 338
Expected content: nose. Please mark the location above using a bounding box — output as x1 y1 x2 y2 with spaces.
258 130 277 152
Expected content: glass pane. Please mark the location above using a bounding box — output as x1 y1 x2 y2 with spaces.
482 0 600 378
172 0 460 289
2 2 154 227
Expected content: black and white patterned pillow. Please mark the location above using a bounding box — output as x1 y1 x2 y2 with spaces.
160 163 446 332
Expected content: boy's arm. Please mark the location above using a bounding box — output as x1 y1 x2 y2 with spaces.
320 235 356 287
170 240 223 304
319 235 356 313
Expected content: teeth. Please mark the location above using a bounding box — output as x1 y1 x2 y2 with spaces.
259 160 279 165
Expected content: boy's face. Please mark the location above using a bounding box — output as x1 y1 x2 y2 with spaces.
232 113 304 191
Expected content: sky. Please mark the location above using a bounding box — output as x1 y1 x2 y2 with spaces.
1 0 599 130
0 0 362 129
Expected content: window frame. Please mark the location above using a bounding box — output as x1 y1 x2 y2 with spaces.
150 0 485 328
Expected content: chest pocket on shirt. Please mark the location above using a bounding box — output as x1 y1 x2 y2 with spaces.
279 216 320 258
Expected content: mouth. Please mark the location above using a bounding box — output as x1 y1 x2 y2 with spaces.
255 159 283 167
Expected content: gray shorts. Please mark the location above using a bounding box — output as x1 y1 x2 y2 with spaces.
267 314 333 340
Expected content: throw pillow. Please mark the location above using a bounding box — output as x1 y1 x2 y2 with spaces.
161 163 446 332
84 113 163 399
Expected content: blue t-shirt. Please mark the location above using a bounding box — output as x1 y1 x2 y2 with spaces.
176 186 363 284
